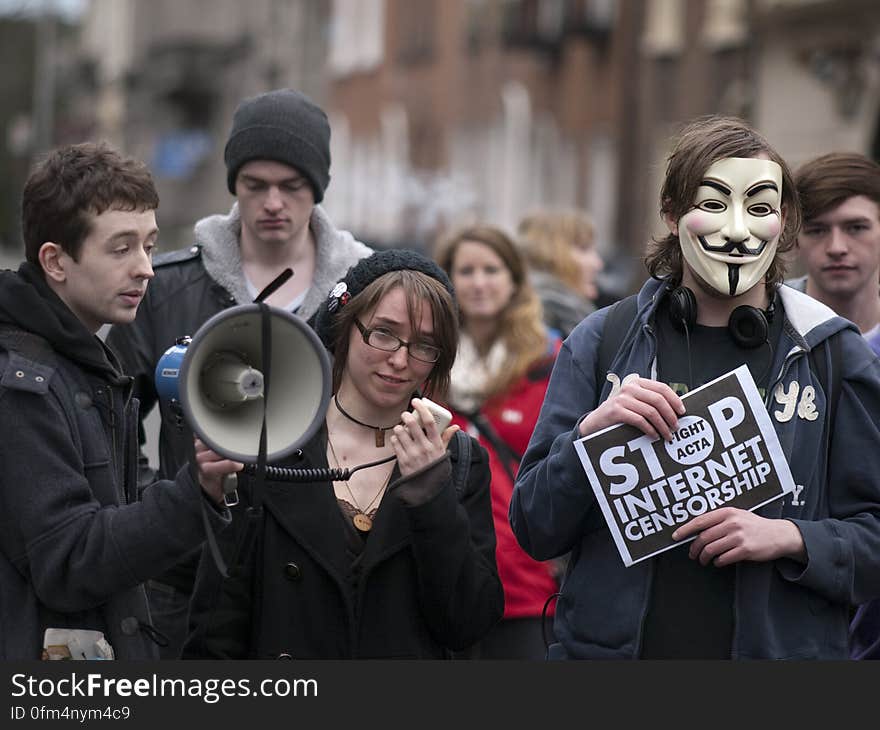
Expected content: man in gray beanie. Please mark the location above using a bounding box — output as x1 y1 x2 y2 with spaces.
224 88 332 203
106 88 371 659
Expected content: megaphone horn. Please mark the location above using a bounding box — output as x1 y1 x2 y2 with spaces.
200 351 265 408
155 303 332 464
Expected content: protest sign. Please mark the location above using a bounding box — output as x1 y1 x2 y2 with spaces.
574 364 795 567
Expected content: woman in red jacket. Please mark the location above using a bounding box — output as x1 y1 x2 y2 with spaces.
436 224 561 659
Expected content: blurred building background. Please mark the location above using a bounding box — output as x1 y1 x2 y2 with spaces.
3 0 880 296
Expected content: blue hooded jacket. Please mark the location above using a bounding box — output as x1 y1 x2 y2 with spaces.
510 277 880 659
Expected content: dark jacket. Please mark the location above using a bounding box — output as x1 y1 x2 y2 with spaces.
511 277 880 659
184 429 504 659
0 264 229 660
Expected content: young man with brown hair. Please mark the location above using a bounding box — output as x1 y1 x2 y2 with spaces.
0 142 238 660
787 151 880 659
788 152 880 357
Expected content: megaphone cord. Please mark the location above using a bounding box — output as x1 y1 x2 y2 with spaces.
244 454 397 483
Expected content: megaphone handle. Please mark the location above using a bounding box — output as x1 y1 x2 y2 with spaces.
222 473 240 507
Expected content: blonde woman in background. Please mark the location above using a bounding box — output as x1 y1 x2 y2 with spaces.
517 207 604 338
436 224 562 659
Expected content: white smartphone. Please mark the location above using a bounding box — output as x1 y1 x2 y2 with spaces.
419 397 453 432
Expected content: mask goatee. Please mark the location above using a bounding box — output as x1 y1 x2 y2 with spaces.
728 265 740 297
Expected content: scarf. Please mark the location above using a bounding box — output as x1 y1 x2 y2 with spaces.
447 332 508 413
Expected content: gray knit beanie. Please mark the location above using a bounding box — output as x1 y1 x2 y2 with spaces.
224 88 331 202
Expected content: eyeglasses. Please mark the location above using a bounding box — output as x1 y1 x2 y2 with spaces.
354 319 441 363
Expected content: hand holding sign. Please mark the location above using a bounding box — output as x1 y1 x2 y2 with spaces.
578 376 686 442
574 365 796 566
673 505 806 567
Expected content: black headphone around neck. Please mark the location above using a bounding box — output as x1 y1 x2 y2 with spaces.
667 286 774 350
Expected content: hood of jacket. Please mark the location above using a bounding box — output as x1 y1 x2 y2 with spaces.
192 203 371 319
0 262 119 377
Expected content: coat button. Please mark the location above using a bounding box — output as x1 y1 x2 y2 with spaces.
75 391 93 408
120 616 140 635
284 562 302 581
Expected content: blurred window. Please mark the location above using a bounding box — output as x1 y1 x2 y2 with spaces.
328 0 385 76
642 0 685 57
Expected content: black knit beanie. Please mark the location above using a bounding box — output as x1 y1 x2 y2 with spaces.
311 249 455 352
224 88 331 202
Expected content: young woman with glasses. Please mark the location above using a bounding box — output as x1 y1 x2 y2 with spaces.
184 249 503 659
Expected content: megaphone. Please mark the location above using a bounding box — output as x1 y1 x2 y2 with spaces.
155 303 331 464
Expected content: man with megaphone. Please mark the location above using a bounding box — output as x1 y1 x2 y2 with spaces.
106 88 371 658
0 143 241 660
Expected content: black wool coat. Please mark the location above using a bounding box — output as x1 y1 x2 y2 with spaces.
184 429 504 659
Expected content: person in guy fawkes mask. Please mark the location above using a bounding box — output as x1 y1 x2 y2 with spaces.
510 115 880 660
